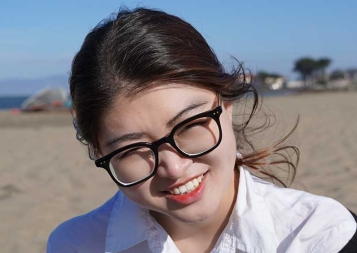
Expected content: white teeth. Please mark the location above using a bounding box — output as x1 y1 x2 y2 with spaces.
186 181 194 191
193 179 199 187
178 185 188 193
169 175 204 195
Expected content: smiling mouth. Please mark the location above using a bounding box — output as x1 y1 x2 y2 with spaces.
167 173 206 195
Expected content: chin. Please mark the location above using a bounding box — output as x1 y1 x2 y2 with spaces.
165 195 222 224
172 211 215 224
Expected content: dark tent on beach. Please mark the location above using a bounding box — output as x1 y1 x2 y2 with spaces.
21 87 69 111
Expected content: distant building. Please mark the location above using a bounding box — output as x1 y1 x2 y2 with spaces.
286 80 305 89
264 77 285 90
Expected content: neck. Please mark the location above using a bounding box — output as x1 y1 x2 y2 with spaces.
151 169 239 252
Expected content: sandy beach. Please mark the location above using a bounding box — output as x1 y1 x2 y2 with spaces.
0 91 356 252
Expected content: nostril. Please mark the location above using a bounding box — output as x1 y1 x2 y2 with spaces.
156 152 193 179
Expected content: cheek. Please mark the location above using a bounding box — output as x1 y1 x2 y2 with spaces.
220 113 237 156
119 183 151 206
202 113 237 169
119 178 165 210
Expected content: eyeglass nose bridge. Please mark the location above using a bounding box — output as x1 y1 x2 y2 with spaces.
151 133 181 156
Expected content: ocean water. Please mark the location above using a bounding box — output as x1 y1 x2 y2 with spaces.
0 90 296 110
0 96 28 109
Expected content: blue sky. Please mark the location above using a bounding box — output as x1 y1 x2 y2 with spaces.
1 0 356 84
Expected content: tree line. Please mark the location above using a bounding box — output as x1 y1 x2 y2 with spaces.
257 57 357 87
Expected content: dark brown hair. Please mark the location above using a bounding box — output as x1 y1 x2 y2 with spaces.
70 7 299 187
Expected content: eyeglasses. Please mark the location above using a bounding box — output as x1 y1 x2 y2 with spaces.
95 100 223 187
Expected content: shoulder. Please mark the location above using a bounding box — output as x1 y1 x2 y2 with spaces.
47 192 120 253
250 174 357 252
340 214 357 252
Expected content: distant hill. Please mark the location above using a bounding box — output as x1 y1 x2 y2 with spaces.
0 75 69 96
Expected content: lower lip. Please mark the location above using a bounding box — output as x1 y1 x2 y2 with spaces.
165 174 207 205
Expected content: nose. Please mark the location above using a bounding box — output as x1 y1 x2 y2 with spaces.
156 144 192 179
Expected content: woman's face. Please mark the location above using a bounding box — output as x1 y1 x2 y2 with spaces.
98 84 237 224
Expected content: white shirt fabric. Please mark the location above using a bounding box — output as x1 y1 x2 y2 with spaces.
47 167 356 253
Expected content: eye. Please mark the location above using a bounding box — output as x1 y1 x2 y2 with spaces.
116 147 154 161
121 148 138 158
177 119 209 136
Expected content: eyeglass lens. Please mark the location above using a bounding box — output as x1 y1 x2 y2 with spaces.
108 115 220 184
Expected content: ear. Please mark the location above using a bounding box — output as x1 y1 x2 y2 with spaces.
94 149 102 159
90 144 102 160
223 101 233 123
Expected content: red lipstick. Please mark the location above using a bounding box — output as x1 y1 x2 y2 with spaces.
165 175 206 205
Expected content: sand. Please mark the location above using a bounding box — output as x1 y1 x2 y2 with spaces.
0 91 356 252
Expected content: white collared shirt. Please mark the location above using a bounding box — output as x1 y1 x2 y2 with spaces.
47 167 356 253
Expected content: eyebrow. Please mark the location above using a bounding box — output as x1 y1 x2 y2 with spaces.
104 100 209 148
166 101 208 128
105 132 144 148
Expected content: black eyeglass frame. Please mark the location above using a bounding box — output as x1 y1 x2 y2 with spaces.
95 104 223 187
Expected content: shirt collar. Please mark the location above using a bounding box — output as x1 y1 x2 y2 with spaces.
105 167 280 253
215 167 279 252
105 192 149 252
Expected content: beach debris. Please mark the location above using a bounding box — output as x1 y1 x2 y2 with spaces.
0 184 23 200
21 87 70 112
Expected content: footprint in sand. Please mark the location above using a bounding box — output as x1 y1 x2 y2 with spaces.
0 184 23 200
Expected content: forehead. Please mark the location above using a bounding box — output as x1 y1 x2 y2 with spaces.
110 84 215 114
98 84 216 142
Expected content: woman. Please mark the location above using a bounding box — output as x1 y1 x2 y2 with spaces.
47 7 356 253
